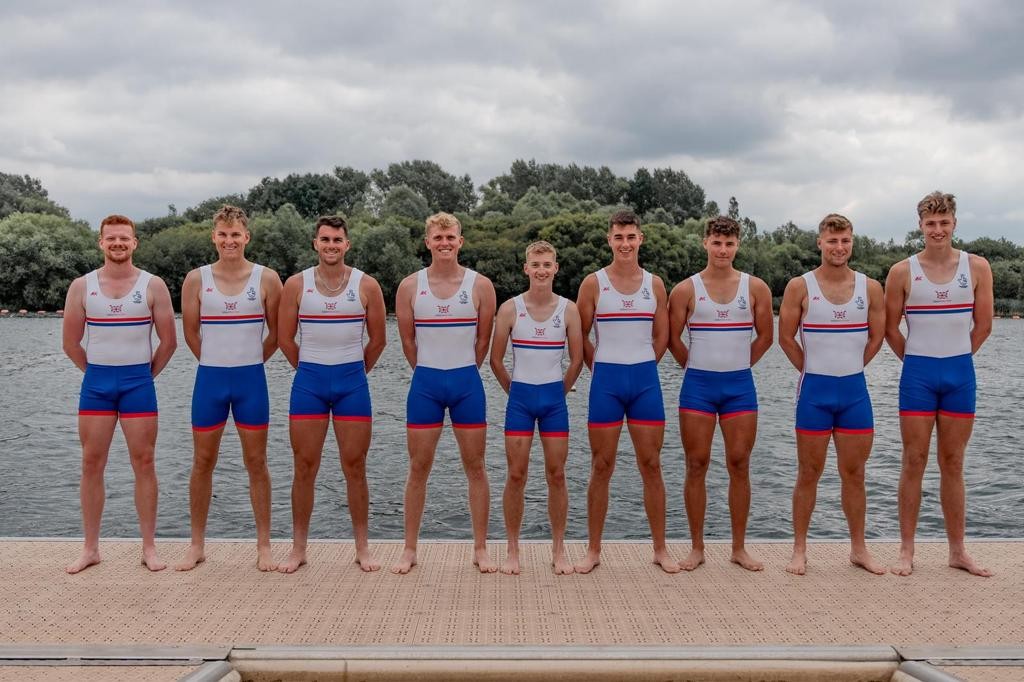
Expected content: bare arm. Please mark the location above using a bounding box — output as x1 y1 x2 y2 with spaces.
261 268 283 362
148 276 178 377
61 277 88 372
970 254 994 354
562 301 584 394
777 277 806 372
576 274 598 370
651 275 670 362
362 274 387 373
180 269 202 361
667 279 692 368
474 274 497 368
489 299 515 394
883 260 908 361
277 274 302 369
749 276 774 366
395 275 418 369
863 278 885 366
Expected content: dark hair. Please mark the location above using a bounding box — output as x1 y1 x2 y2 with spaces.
213 204 248 229
917 191 956 218
818 213 853 235
705 216 741 239
314 215 349 239
609 209 640 230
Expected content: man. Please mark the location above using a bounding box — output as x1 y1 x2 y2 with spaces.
884 191 993 577
277 215 387 573
778 214 886 575
62 214 177 573
175 205 282 572
575 210 678 574
667 216 773 572
392 212 497 574
490 241 584 575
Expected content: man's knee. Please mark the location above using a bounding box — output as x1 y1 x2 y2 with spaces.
636 455 663 481
341 455 367 481
725 453 751 477
936 450 965 477
545 463 566 489
796 460 825 486
901 449 929 478
685 454 711 478
838 463 866 486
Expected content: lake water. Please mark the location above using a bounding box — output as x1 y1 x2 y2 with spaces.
0 317 1021 541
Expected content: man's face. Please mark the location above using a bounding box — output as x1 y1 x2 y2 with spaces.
313 226 350 265
523 251 558 286
703 232 739 267
212 220 250 259
818 229 853 267
98 223 137 264
425 225 463 261
607 223 643 262
919 211 956 247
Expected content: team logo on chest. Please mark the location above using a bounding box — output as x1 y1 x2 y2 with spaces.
621 299 635 310
737 295 747 310
833 309 847 320
346 288 357 302
552 314 562 328
224 301 238 312
957 273 969 288
325 301 337 312
458 289 469 305
437 304 450 315
641 287 651 300
109 304 123 314
855 296 865 310
132 290 143 304
534 327 546 337
935 290 950 301
246 286 257 302
716 309 730 319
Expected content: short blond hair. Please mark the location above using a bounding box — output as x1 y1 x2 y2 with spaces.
425 211 461 235
213 204 249 229
524 240 557 260
917 191 956 218
818 213 853 235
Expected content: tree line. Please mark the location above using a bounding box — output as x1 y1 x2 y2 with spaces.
1 165 1023 314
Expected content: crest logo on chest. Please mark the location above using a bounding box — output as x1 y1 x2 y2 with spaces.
621 299 635 310
737 295 747 310
437 305 450 315
855 296 865 310
325 302 337 311
552 315 562 328
458 290 469 305
109 304 123 314
957 273 969 288
641 287 651 300
246 286 257 301
132 290 143 304
833 310 847 320
716 309 730 319
224 301 238 312
935 290 950 301
534 327 546 337
346 289 357 302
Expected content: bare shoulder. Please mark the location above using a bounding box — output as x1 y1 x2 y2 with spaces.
650 273 668 293
865 277 884 295
783 275 807 295
968 252 992 271
360 271 383 290
474 271 495 289
284 271 304 288
669 276 693 297
750 275 772 296
260 265 283 286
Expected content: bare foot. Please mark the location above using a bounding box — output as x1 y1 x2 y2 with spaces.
653 548 681 574
574 549 601 574
891 548 914 576
949 550 993 577
141 547 167 572
678 548 705 571
174 545 205 572
500 552 521 576
391 548 417 575
256 545 277 572
730 548 764 572
355 547 381 572
473 547 498 573
850 548 886 575
277 547 307 574
66 549 102 574
785 549 807 575
552 550 574 576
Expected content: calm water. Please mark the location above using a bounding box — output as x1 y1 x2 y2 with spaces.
0 317 1021 541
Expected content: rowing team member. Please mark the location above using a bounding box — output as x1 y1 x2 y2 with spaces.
61 192 993 578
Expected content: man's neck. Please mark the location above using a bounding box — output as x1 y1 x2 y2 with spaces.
100 260 137 278
317 259 348 276
524 284 556 306
700 263 738 280
815 262 853 281
606 259 641 277
213 257 253 275
428 259 462 277
920 243 956 264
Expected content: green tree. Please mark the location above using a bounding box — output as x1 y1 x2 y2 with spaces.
247 170 369 219
0 173 70 220
247 205 317 278
134 222 215 307
349 219 423 306
0 213 98 309
371 161 475 213
381 185 430 222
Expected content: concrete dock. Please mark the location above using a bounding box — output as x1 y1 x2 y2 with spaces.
1 539 1021 680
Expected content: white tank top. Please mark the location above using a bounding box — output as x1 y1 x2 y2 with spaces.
414 268 478 370
799 271 868 377
297 267 366 365
511 295 568 385
83 269 154 366
198 264 265 367
593 268 656 365
905 252 974 358
685 273 753 372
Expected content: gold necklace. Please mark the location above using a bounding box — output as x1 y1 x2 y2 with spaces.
315 266 348 294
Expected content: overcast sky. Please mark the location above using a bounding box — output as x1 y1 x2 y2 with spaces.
2 1 1022 241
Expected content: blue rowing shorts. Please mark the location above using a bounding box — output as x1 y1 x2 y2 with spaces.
504 380 569 438
407 365 486 430
192 363 269 431
588 360 665 428
795 372 873 435
899 353 975 418
289 360 372 423
678 367 758 419
79 363 157 418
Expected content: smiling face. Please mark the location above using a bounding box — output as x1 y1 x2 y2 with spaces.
212 219 250 261
98 222 137 264
313 224 350 266
425 224 464 263
607 223 643 264
919 211 956 249
703 232 739 269
818 228 854 267
523 250 558 288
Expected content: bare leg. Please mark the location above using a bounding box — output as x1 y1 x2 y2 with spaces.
391 426 440 574
721 413 762 571
120 415 164 571
787 431 828 575
540 435 573 575
334 418 379 571
575 424 619 574
279 417 328 574
175 426 223 571
629 421 679 574
238 426 275 571
834 430 885 575
893 415 934 576
936 414 991 577
454 426 495 573
679 411 714 571
67 414 116 574
501 434 532 575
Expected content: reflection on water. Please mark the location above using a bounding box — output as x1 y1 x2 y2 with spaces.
0 318 1021 541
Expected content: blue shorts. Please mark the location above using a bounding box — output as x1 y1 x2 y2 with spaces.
678 367 757 419
588 360 665 428
899 353 976 418
505 381 569 438
407 365 486 430
79 363 157 418
796 372 873 435
192 363 269 431
289 361 372 423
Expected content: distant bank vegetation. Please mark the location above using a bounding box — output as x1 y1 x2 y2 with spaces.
1 163 1022 314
